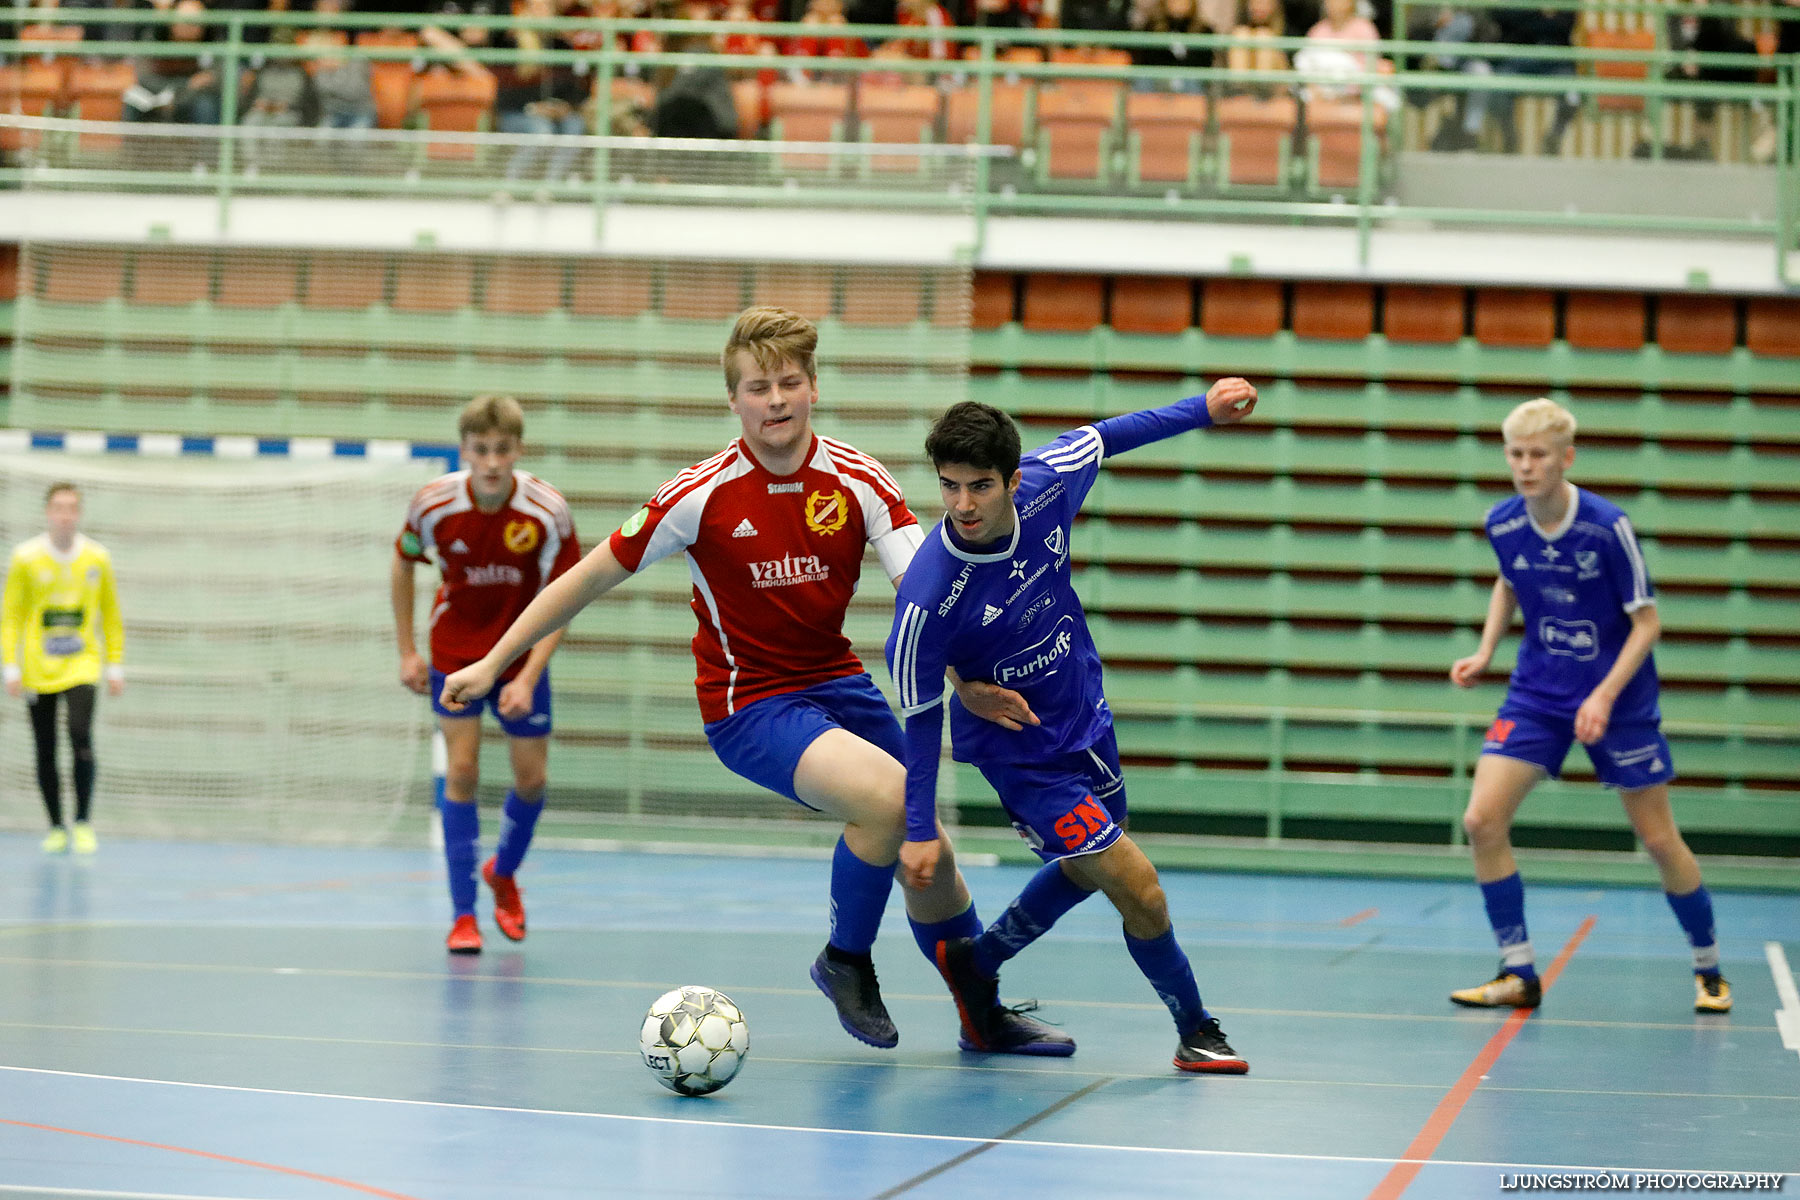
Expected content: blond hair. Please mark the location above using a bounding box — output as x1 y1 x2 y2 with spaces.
722 306 819 395
458 394 525 441
1502 397 1577 446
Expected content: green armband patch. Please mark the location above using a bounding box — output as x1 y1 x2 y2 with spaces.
400 531 423 557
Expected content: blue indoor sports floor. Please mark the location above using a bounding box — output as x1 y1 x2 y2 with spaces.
0 835 1795 1199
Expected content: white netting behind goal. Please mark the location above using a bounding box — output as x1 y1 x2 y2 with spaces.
0 449 441 845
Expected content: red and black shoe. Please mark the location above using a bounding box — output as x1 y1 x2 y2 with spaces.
446 913 482 955
1174 1017 1248 1074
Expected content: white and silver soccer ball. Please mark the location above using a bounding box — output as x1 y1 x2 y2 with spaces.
639 986 749 1096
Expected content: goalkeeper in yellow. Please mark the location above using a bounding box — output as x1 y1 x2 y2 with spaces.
2 482 125 854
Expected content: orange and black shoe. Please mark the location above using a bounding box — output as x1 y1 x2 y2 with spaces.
482 857 526 942
1694 972 1732 1013
1174 1017 1249 1074
446 913 482 955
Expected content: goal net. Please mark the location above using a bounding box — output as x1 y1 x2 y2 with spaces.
0 442 444 845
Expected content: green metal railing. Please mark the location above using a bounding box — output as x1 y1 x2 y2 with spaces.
3 7 1796 267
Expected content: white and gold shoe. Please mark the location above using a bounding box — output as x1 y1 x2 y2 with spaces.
1694 973 1732 1014
1451 969 1542 1009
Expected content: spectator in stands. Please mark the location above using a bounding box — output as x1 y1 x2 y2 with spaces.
1063 0 1131 35
124 0 220 125
1650 10 1758 161
716 0 776 56
1131 0 1210 89
1223 0 1289 84
239 52 320 165
783 0 869 68
1298 0 1385 105
649 31 740 137
893 0 955 61
303 0 379 131
1488 5 1579 155
959 0 1034 41
491 0 592 183
1417 3 1497 151
58 0 144 48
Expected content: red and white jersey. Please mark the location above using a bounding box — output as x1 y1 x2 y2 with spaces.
396 470 581 676
609 434 923 723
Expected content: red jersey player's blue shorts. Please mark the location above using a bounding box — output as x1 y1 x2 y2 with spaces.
704 673 905 807
431 667 552 739
1481 697 1675 791
975 728 1129 863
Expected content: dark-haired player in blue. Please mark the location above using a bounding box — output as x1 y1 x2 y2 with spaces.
1449 398 1730 1014
885 380 1260 1073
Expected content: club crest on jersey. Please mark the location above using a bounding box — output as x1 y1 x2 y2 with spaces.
503 520 540 555
1575 550 1600 579
1043 526 1067 562
805 489 849 536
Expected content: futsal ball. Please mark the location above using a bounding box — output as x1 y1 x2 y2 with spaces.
639 986 749 1096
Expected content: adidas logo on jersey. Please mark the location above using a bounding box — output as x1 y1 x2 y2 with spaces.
732 519 758 538
1513 554 1530 571
449 539 470 555
982 605 1004 625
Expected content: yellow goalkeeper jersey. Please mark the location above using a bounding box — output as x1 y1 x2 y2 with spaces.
2 534 125 694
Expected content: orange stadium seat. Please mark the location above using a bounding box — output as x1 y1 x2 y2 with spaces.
19 23 80 99
66 59 137 149
303 252 388 310
415 67 496 160
1035 85 1119 182
0 244 19 301
662 262 747 321
216 252 299 309
1384 284 1465 343
856 83 940 173
944 80 1032 150
0 61 65 152
1474 287 1556 348
1110 275 1192 335
751 264 834 321
568 258 653 318
1216 93 1297 187
768 82 850 170
841 267 922 326
1657 293 1736 355
484 258 563 316
393 254 474 313
1021 273 1104 333
1200 277 1283 338
1564 290 1646 351
356 29 421 130
971 271 1015 329
1291 281 1375 341
39 248 124 303
1124 92 1208 187
1304 99 1387 191
1744 296 1800 358
1585 28 1655 112
131 250 212 306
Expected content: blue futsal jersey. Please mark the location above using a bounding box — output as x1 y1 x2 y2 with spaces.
887 397 1217 840
1487 485 1660 722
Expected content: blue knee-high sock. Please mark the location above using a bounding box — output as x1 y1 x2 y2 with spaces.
1666 885 1720 977
827 836 894 957
491 790 543 878
1480 872 1537 981
971 862 1096 978
440 799 480 918
908 903 983 964
1126 927 1208 1037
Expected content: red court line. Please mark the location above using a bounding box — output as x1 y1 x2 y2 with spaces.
1339 908 1380 927
1364 915 1597 1200
0 1117 427 1200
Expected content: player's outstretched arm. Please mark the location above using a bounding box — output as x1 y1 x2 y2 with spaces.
1088 378 1259 460
440 541 632 710
1451 577 1518 687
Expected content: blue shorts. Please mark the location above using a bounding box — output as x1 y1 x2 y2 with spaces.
1481 698 1675 791
704 673 905 807
430 667 552 739
975 728 1128 863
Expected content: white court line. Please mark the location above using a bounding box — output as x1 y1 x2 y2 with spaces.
1 1064 1793 1181
1768 941 1800 1063
0 1188 264 1200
